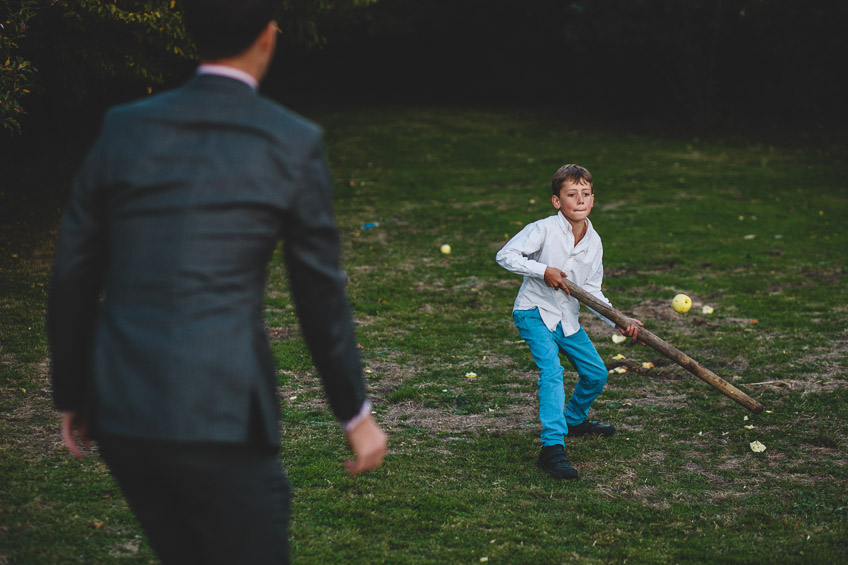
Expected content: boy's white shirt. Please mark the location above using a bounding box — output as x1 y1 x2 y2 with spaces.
496 213 616 336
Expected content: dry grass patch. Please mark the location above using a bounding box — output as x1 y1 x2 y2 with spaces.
0 357 60 459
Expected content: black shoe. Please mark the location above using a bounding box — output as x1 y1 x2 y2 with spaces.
537 444 579 480
568 420 616 438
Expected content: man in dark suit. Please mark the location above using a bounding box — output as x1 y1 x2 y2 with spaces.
47 1 387 562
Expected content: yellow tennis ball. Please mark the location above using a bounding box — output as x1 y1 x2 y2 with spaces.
440 244 451 254
672 293 692 314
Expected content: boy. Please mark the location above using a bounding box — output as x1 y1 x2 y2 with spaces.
496 164 641 480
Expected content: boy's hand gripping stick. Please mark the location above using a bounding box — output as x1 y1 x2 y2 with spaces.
562 278 764 413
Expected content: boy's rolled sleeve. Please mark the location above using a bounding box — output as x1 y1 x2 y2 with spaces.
496 223 548 278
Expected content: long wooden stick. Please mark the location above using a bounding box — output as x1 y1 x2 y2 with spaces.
563 279 764 413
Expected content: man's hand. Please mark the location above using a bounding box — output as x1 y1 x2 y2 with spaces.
61 411 90 459
544 267 570 294
617 318 645 343
344 414 387 476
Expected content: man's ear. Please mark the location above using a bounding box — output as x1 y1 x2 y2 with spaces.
259 20 277 51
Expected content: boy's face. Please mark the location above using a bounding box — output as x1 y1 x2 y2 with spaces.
552 179 594 224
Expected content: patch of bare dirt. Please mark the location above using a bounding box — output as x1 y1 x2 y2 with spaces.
703 490 752 504
582 297 848 399
417 303 436 314
362 357 424 395
413 279 446 293
599 200 629 212
266 326 299 341
108 539 141 558
683 459 728 486
742 379 846 395
1 357 66 457
797 339 848 383
377 400 538 435
610 393 691 410
804 446 846 466
279 357 542 435
640 451 666 464
590 468 675 509
734 337 848 396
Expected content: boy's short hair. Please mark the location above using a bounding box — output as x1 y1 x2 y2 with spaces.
181 0 279 60
551 164 593 195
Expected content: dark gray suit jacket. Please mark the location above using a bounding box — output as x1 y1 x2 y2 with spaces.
48 74 366 448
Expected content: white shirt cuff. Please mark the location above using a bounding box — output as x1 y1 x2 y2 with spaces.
343 400 373 434
530 261 548 278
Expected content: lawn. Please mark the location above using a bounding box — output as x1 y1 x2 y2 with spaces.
1 106 846 563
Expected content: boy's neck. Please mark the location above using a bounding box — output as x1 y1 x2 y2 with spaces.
561 212 588 244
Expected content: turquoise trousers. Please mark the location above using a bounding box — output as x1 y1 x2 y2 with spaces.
514 308 608 446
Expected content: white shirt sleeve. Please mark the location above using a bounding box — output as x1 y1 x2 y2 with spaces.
495 222 549 278
342 399 373 433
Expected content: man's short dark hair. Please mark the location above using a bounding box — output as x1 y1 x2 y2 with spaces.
181 0 279 60
551 164 593 195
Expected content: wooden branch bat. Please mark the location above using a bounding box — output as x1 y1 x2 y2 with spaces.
562 278 764 413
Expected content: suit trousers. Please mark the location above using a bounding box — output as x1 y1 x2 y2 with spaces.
98 436 290 564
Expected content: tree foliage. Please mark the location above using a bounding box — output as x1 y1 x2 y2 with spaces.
1 0 193 133
1 1 39 133
2 0 378 134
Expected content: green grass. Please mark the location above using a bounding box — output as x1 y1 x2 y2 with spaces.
2 106 846 563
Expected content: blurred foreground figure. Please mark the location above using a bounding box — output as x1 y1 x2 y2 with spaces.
48 1 386 562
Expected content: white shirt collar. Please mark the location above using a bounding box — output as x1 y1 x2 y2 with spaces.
196 63 259 90
556 212 593 244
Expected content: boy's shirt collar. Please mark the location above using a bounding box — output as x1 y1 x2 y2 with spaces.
555 213 593 246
